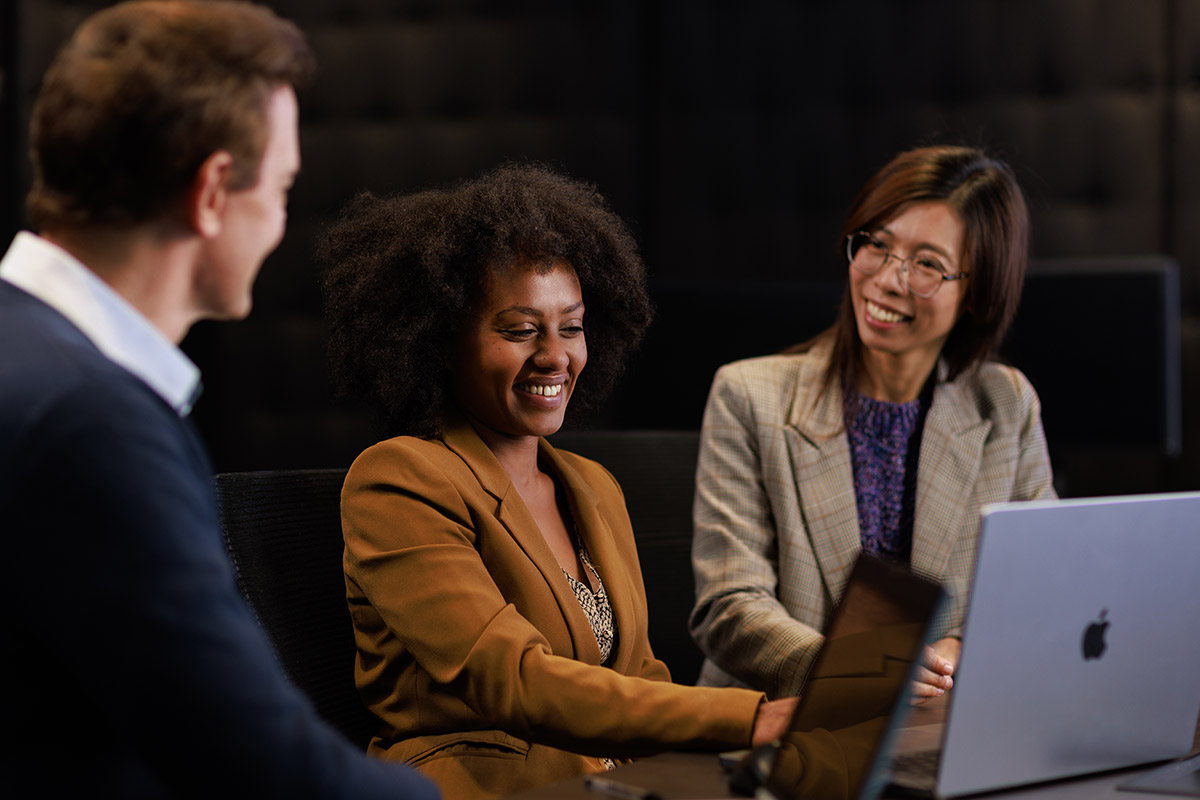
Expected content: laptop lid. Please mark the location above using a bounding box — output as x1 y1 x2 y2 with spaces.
759 554 944 800
935 491 1200 797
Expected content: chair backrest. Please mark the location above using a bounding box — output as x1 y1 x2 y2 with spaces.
215 430 706 746
1005 255 1182 456
214 468 377 749
549 429 705 685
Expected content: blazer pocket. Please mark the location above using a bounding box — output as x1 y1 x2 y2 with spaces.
407 730 531 767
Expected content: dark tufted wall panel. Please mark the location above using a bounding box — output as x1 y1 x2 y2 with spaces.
2 0 1198 495
182 0 650 471
651 0 1173 282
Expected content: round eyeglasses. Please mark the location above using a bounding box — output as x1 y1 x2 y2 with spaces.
846 232 969 298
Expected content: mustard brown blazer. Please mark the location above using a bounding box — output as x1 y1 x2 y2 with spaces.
342 420 763 800
690 339 1056 699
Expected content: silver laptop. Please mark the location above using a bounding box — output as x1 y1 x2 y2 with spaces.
891 491 1200 798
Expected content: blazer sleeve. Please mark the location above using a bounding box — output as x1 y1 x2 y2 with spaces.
342 440 762 759
690 364 824 698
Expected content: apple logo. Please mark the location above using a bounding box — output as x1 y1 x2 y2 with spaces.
1081 609 1109 660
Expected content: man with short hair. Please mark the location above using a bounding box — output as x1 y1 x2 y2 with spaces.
0 3 438 797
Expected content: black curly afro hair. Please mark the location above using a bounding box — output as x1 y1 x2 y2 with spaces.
319 163 653 439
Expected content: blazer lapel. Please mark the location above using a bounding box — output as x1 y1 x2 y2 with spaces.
441 420 599 661
912 375 991 579
539 440 629 669
784 357 861 603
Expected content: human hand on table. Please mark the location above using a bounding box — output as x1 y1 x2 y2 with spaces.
911 636 961 705
752 697 801 745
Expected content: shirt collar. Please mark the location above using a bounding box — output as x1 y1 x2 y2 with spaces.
0 231 202 416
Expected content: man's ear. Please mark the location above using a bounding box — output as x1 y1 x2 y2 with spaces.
187 150 234 237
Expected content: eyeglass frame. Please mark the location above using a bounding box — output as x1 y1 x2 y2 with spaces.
845 231 969 298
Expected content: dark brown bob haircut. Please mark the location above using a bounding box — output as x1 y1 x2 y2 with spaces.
807 145 1029 397
27 0 314 231
319 164 653 439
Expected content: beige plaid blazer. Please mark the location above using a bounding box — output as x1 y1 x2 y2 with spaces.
690 339 1055 698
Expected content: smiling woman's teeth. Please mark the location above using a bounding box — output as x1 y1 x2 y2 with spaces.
518 383 562 397
867 300 906 323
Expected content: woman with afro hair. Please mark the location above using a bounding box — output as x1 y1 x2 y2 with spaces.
320 164 797 800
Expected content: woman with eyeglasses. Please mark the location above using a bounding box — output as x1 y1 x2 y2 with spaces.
689 145 1056 704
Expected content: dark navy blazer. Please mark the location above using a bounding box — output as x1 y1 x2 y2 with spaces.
0 280 438 799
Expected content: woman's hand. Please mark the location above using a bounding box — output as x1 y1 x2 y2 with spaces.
911 637 961 705
751 697 801 746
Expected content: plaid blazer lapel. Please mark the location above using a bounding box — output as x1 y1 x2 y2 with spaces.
912 377 992 579
784 370 861 603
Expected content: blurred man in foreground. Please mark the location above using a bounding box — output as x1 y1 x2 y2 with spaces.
0 3 438 797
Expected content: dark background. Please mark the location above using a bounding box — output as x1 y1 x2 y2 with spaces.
3 0 1198 498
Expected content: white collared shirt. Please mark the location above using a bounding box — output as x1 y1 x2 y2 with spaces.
0 231 202 416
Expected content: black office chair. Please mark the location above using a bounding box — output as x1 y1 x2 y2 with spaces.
214 468 377 750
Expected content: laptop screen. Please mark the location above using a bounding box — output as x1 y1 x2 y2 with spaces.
763 555 943 800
